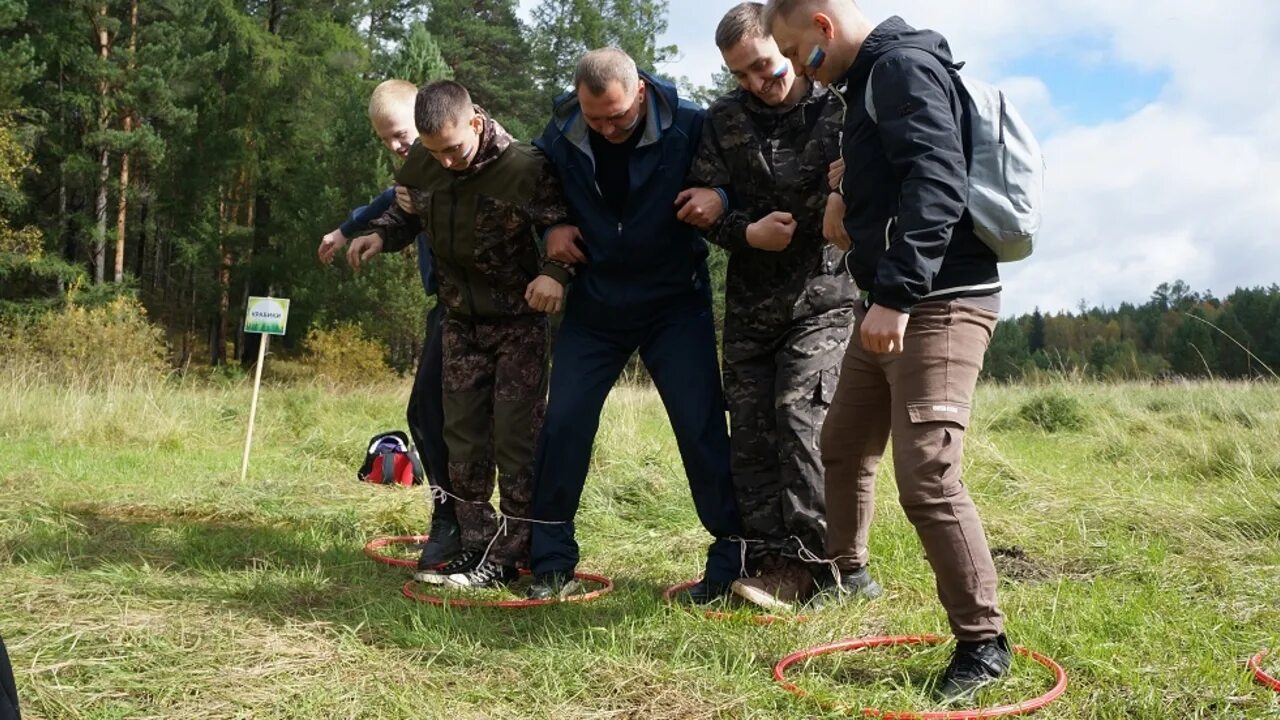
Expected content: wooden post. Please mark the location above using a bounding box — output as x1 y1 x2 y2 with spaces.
239 333 269 481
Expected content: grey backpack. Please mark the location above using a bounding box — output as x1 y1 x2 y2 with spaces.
864 61 1044 262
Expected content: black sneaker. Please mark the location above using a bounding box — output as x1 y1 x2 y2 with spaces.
808 566 884 609
417 515 462 569
413 549 480 585
526 572 583 600
936 634 1013 702
673 578 732 605
443 560 519 589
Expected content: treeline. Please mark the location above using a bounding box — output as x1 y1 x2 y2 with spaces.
5 5 1272 384
0 0 710 371
984 281 1280 381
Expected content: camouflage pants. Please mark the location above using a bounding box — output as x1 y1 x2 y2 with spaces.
722 308 854 565
442 315 548 567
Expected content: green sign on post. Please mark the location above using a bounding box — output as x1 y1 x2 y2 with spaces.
245 296 290 335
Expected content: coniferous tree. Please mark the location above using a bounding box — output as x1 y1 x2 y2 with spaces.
425 0 542 138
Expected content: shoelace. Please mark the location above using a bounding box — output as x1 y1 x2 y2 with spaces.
437 551 479 574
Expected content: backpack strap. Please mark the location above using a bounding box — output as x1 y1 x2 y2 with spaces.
862 52 976 169
863 61 881 123
406 447 426 485
380 452 396 485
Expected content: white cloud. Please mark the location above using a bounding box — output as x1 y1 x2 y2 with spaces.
517 0 1280 314
992 75 1064 136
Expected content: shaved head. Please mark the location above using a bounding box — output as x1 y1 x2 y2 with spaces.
762 0 856 30
762 0 871 86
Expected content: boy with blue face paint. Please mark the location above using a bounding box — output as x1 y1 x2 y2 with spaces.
766 0 1012 703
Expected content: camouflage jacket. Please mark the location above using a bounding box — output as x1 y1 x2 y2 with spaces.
688 84 856 335
369 110 572 321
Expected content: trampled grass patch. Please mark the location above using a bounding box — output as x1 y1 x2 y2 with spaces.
1 377 1279 718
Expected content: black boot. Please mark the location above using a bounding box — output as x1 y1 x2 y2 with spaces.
808 565 884 609
417 512 461 569
937 634 1012 702
673 577 732 605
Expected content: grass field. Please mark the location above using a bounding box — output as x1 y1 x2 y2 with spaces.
1 372 1278 719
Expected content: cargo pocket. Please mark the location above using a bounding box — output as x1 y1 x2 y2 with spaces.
814 366 840 408
905 401 970 498
906 401 971 429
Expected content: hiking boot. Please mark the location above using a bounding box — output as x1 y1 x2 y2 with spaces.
413 549 480 585
673 577 733 605
936 634 1013 702
808 565 884 609
443 559 520 589
731 559 815 612
417 514 462 569
525 572 583 601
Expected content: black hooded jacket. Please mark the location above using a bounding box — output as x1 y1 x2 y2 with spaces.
837 16 1000 312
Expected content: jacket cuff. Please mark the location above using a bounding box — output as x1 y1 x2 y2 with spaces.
712 186 731 212
540 260 574 286
870 285 918 314
709 211 752 253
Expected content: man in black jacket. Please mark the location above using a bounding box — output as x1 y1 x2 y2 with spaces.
766 0 1010 702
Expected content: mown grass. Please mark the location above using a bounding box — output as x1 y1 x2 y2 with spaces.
1 370 1278 719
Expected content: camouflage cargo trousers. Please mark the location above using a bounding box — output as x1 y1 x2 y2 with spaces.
442 314 548 567
722 307 854 565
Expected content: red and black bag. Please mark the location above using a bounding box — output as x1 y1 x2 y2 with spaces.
357 431 424 487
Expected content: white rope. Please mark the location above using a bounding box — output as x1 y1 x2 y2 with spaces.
425 487 869 584
725 535 766 578
424 484 570 572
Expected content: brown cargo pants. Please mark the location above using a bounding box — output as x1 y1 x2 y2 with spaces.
821 299 1004 640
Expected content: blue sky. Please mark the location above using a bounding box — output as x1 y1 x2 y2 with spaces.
516 1 1280 315
1003 45 1168 129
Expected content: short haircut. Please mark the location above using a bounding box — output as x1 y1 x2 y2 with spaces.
367 79 417 120
573 47 639 96
716 2 767 50
762 0 836 30
414 80 474 135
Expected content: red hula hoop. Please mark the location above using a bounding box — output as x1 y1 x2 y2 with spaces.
401 570 614 608
661 578 811 625
1250 650 1280 693
773 634 1067 719
364 535 431 569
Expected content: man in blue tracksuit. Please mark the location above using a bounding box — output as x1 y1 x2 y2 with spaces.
524 48 743 602
318 79 459 568
324 189 459 567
